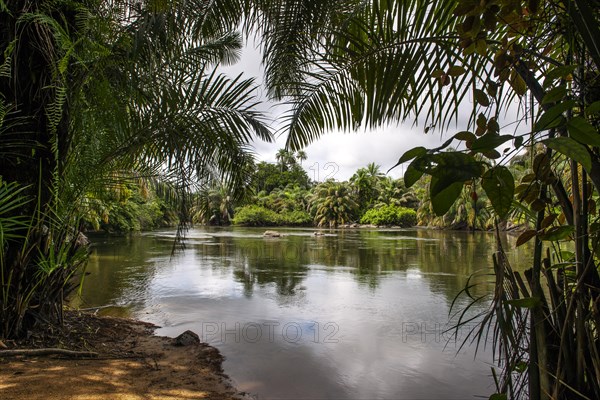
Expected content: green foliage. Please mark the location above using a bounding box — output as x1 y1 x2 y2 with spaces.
232 205 281 226
242 158 421 228
255 185 310 214
376 176 419 210
252 161 311 193
0 181 30 241
192 183 235 226
232 205 311 226
403 150 487 216
0 180 87 337
481 166 514 220
309 180 358 227
282 210 312 226
0 0 272 338
81 183 176 233
349 162 384 213
396 208 418 227
360 205 416 227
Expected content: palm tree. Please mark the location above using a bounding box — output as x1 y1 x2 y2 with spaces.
0 0 271 338
192 181 237 226
365 162 384 180
309 180 358 227
349 163 384 213
376 176 417 208
295 150 307 166
275 148 296 171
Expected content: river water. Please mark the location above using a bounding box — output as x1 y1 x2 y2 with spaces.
74 227 532 399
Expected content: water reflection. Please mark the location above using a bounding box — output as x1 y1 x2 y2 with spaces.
74 227 532 399
71 234 174 312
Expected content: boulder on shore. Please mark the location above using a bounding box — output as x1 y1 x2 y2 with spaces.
172 330 201 346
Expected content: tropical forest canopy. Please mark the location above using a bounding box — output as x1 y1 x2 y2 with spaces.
1 1 600 399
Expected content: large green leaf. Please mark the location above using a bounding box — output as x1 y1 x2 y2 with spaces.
429 167 478 197
539 225 575 241
404 160 424 188
534 100 576 131
509 69 527 96
586 101 600 116
543 137 592 172
430 178 463 216
426 152 483 178
543 65 578 88
390 146 427 172
516 230 537 247
541 86 567 104
482 166 515 219
470 134 514 153
416 152 483 204
447 65 466 76
567 116 600 147
474 88 490 107
454 131 476 142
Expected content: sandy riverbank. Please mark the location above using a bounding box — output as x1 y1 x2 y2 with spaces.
0 311 244 400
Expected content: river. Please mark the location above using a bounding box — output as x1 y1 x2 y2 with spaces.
73 227 532 399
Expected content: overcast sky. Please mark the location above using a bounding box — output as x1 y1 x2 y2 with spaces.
220 40 524 182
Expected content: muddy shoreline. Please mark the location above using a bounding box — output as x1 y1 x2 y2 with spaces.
0 311 245 400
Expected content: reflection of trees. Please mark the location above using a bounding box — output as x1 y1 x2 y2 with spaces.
78 228 535 311
230 236 310 297
73 235 172 308
412 230 494 302
411 229 534 304
311 229 534 301
221 229 523 299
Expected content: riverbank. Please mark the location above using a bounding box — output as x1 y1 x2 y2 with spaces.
0 311 242 400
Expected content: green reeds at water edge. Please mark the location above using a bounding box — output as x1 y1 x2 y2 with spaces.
454 226 600 400
0 181 88 338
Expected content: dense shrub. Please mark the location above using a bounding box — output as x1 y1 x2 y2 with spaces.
282 210 312 226
232 205 282 226
360 205 417 227
396 208 417 227
232 205 312 226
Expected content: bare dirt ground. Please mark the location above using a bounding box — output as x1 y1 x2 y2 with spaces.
0 311 242 400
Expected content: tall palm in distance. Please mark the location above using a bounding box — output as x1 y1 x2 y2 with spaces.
350 163 384 213
296 150 307 166
365 162 384 180
275 148 296 171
